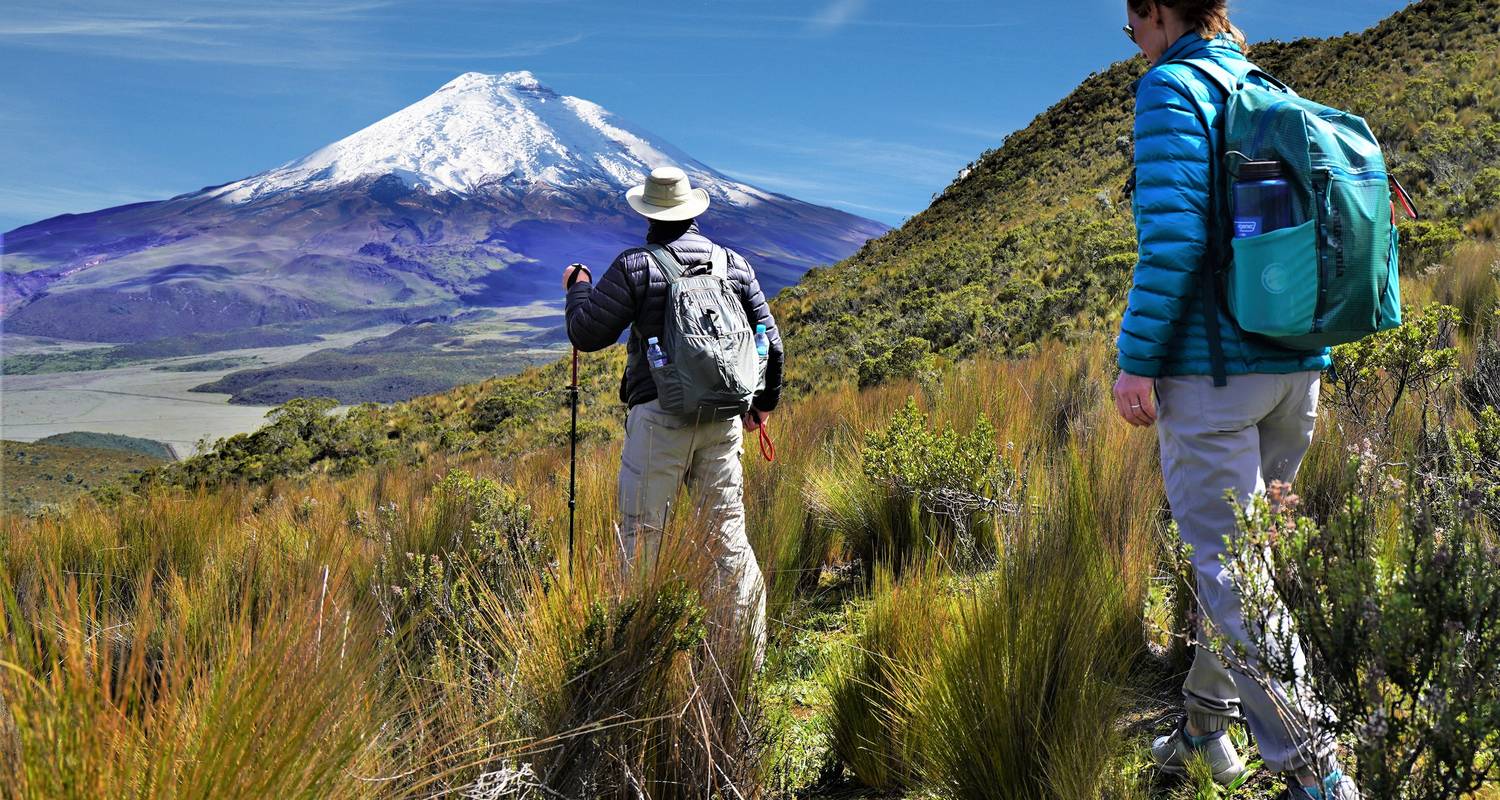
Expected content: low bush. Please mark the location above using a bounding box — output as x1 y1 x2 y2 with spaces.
808 399 1016 578
1225 466 1500 800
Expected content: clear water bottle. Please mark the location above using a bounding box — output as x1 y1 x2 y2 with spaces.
646 336 668 369
754 324 769 358
1233 160 1297 238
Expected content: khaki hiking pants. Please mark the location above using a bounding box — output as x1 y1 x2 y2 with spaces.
617 400 767 665
1156 371 1337 775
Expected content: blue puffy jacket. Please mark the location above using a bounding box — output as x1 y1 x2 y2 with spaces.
1116 33 1330 378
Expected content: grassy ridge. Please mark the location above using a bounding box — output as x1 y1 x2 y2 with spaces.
143 0 1500 493
5 238 1498 796
1 438 166 515
778 0 1500 390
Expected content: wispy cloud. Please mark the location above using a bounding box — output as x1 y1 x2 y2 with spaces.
0 19 238 37
716 128 974 223
718 166 917 221
0 1 584 68
925 119 1010 143
806 0 868 34
731 129 969 183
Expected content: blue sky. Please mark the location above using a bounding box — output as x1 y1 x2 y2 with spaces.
0 0 1411 232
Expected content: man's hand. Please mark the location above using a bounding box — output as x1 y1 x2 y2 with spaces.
743 408 769 431
1113 372 1157 427
562 263 592 290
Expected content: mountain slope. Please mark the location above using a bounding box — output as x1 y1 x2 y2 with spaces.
147 0 1500 489
777 0 1500 391
1 71 886 343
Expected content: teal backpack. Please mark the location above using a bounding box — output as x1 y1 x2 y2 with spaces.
1175 58 1414 385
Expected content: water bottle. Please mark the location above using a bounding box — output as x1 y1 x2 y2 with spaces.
646 336 668 369
754 324 769 358
1232 160 1297 238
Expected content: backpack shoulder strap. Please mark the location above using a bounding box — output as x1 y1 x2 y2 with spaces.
644 243 686 284
1172 57 1294 99
709 246 728 279
1165 57 1238 388
1169 57 1238 99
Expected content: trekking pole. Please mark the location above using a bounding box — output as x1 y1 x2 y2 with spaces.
568 345 579 573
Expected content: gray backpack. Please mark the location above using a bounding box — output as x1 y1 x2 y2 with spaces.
636 244 762 421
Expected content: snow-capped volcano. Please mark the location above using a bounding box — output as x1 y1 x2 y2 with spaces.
2 71 887 345
213 71 770 207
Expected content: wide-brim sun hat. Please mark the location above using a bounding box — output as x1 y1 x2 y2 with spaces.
626 166 711 221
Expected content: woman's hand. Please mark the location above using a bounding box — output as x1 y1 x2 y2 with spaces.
1113 372 1158 427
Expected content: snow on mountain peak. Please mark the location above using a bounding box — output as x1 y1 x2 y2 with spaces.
212 71 775 208
440 70 545 92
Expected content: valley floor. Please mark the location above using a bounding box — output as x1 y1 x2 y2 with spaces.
0 326 397 453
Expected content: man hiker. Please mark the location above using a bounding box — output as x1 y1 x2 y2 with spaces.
561 165 783 662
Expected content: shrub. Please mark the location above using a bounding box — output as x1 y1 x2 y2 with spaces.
1460 321 1500 416
809 399 1016 578
470 387 542 433
1224 470 1500 800
917 452 1144 800
1399 219 1466 273
376 470 547 675
1326 303 1461 433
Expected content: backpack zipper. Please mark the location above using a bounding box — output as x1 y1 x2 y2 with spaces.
1313 168 1332 332
1322 165 1387 181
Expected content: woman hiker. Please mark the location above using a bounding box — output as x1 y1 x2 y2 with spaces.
1112 2 1360 798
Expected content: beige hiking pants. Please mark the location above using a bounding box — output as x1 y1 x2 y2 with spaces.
1156 371 1336 775
617 400 767 664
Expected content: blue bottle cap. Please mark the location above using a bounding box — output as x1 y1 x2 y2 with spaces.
755 324 767 334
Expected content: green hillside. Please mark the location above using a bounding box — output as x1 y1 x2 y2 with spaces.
35 432 176 461
779 0 1500 390
1 438 167 515
148 0 1500 491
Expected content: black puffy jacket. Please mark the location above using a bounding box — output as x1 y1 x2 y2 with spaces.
565 220 785 412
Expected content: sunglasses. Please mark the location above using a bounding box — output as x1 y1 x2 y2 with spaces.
1123 23 1137 43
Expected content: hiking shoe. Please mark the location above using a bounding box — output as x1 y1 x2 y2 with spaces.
1151 723 1248 785
1284 768 1360 800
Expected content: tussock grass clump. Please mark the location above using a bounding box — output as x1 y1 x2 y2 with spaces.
496 518 764 799
825 449 1150 798
0 567 388 800
919 452 1147 800
825 565 956 791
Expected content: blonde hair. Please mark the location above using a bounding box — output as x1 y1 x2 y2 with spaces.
1128 0 1248 49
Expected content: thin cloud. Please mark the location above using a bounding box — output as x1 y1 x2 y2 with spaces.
732 130 969 183
0 19 239 36
925 120 1010 143
807 0 868 34
0 1 585 68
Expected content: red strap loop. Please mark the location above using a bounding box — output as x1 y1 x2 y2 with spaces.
757 423 776 463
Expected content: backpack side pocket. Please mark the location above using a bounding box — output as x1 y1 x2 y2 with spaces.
1228 219 1319 339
